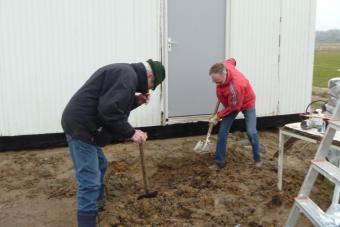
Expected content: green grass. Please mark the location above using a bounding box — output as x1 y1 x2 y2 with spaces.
313 52 340 88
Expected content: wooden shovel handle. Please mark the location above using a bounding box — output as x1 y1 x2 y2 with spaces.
139 143 149 193
207 101 220 136
207 122 214 136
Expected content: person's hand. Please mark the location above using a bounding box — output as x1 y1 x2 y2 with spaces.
131 129 148 144
135 93 150 105
209 114 220 125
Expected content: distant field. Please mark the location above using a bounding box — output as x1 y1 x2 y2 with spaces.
313 51 340 88
315 42 340 52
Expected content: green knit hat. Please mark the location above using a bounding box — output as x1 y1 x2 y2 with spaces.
147 59 166 90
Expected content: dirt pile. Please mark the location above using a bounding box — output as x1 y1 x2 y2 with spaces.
96 131 331 226
0 131 334 226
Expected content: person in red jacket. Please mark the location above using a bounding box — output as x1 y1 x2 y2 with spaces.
208 58 262 170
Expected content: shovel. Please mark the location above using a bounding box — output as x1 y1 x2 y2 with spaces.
137 143 158 200
194 101 220 154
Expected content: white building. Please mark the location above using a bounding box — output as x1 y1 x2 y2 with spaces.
0 0 316 138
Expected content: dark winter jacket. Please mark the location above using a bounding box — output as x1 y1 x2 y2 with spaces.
61 63 148 147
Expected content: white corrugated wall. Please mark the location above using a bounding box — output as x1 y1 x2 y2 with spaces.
226 0 281 117
0 0 316 136
0 0 162 136
278 0 316 114
226 0 315 117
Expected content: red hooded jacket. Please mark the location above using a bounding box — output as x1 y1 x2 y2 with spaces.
216 58 256 118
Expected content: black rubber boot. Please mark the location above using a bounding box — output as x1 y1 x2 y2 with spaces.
77 211 96 227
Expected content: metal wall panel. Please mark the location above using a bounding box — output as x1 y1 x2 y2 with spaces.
278 0 316 114
226 0 315 117
0 0 317 136
226 0 281 117
0 0 162 136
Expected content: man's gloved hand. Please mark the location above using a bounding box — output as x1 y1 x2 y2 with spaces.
209 114 220 125
131 129 148 144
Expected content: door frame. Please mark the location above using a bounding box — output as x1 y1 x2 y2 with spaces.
161 0 229 125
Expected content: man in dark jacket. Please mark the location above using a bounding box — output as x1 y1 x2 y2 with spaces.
61 59 165 227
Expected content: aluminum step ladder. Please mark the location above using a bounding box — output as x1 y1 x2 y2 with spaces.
285 100 340 227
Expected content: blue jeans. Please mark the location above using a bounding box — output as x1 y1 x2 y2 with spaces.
214 106 261 166
66 134 108 213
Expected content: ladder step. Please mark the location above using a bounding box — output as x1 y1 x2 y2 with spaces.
295 196 338 226
329 120 340 131
312 160 340 185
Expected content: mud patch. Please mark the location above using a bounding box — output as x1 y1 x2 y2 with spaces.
0 131 333 227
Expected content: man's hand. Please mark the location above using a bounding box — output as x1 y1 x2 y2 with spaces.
209 114 220 125
131 129 148 144
135 93 150 105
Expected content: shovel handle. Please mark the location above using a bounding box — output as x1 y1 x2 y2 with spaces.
206 101 220 138
139 143 149 193
206 122 214 138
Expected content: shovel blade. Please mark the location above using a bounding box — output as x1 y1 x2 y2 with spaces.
194 140 211 154
193 140 204 152
201 141 211 152
137 191 158 200
199 141 211 154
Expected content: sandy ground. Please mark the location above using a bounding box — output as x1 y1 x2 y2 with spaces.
0 130 335 227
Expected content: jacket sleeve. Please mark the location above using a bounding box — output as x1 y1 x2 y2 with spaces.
130 97 141 110
97 76 135 139
217 86 244 118
225 58 237 66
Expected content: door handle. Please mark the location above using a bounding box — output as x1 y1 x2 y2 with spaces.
168 37 178 51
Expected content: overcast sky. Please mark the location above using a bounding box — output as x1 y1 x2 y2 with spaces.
316 0 340 31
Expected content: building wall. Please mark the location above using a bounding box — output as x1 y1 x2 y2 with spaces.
0 0 316 136
226 0 281 117
226 0 316 117
0 0 162 136
278 0 316 115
